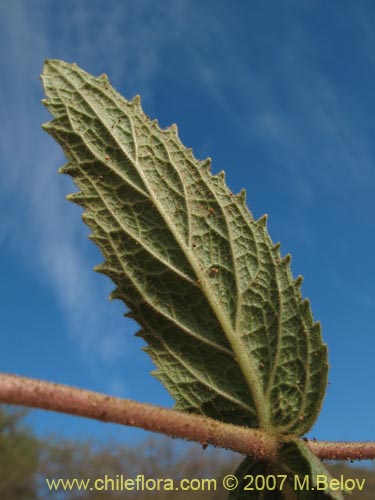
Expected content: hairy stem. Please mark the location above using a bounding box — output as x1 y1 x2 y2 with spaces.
0 373 373 461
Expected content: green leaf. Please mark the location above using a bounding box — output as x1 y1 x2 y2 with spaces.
41 59 328 435
279 439 345 499
230 441 345 500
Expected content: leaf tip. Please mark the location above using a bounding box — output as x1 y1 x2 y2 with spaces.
42 58 54 72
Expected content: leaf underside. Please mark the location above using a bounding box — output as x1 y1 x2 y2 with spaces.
280 440 344 500
41 59 328 436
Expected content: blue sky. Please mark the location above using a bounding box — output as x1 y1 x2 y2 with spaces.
0 0 374 447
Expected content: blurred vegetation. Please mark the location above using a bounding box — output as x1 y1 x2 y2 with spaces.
0 405 39 500
0 404 374 499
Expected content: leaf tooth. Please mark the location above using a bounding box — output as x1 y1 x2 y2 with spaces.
44 58 68 71
41 98 55 112
143 344 153 355
136 329 146 338
88 233 106 245
93 262 109 274
86 216 103 231
94 262 118 278
109 288 123 301
294 275 303 287
309 322 324 347
200 157 212 172
169 123 179 137
98 72 109 83
151 118 159 128
233 188 247 209
271 242 281 259
151 369 166 384
256 213 268 228
212 169 226 184
81 212 96 227
66 191 86 207
42 119 70 138
301 298 313 324
131 94 141 108
58 162 78 176
124 310 136 320
41 97 65 114
41 121 54 132
279 253 292 267
185 146 194 157
255 214 268 234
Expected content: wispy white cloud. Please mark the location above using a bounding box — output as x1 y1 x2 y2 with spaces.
0 0 190 393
